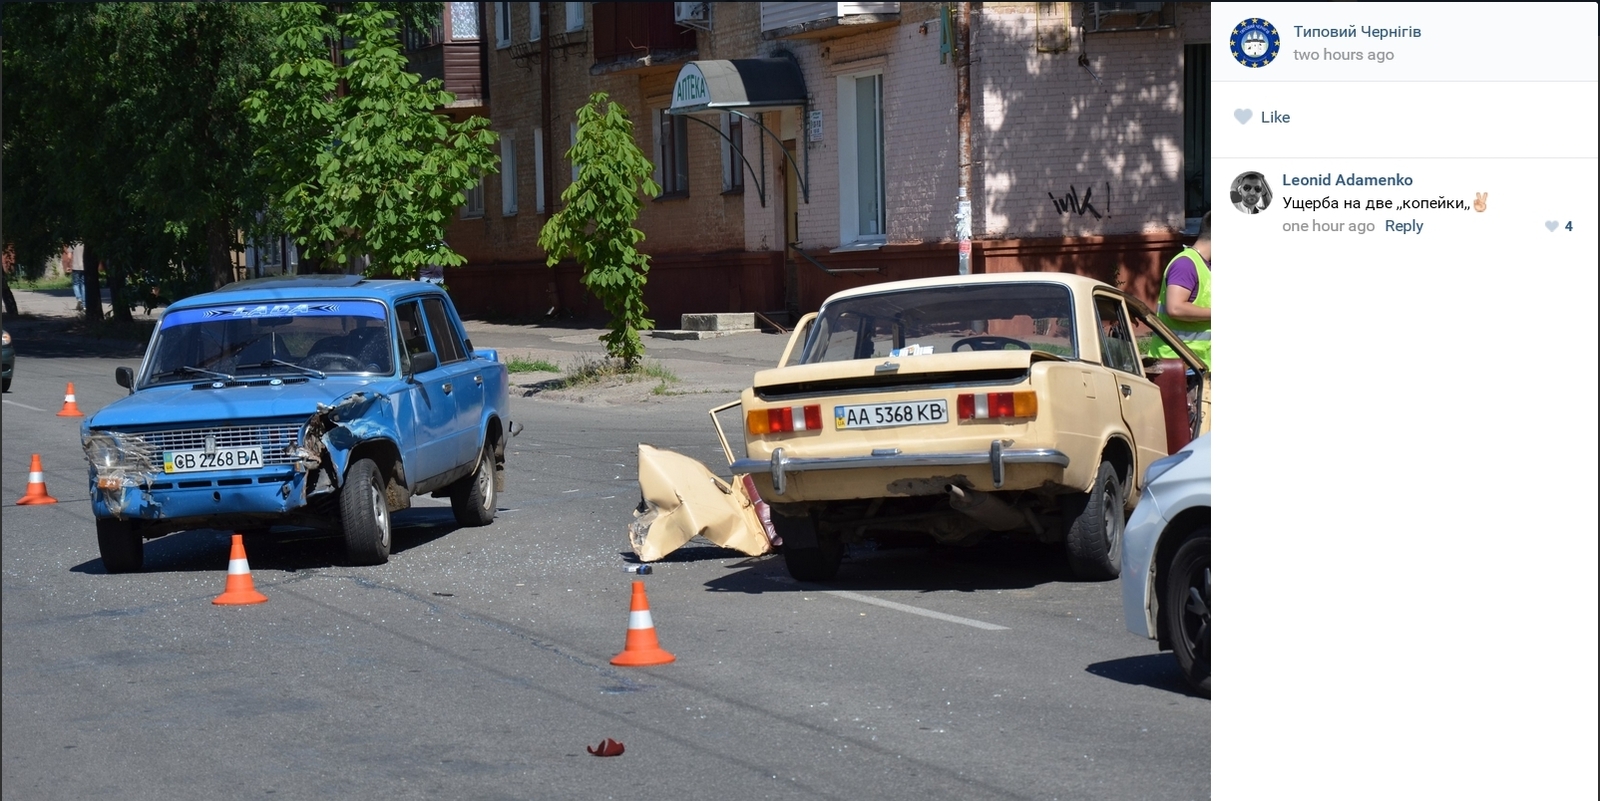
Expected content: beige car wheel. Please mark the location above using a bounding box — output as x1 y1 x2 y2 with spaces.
1064 460 1124 581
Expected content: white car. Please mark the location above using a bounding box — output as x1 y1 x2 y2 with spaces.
1121 433 1210 697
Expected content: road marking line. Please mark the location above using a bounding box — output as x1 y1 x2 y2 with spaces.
2 399 49 412
823 590 1009 631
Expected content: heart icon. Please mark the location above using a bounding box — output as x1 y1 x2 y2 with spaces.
1234 109 1252 124
1545 221 1559 232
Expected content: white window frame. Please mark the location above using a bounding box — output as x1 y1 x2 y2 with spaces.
527 2 541 40
500 132 518 215
720 112 745 194
462 178 485 218
837 71 887 245
495 2 512 48
565 2 584 32
533 128 547 213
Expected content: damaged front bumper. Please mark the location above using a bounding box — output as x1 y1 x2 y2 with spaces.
83 391 388 531
89 468 318 528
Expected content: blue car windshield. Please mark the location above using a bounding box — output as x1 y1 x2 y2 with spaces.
145 300 394 384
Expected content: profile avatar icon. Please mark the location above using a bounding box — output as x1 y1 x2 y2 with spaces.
1230 172 1273 215
1231 19 1280 68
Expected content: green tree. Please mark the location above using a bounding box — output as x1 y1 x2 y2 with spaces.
3 3 279 322
538 92 660 369
244 2 497 278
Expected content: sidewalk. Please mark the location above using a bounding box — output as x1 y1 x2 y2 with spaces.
5 285 158 320
2 288 151 359
2 287 789 398
461 316 787 400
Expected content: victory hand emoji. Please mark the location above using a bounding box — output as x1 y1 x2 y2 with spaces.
1473 192 1487 213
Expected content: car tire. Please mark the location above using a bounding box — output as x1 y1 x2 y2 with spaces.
1064 460 1125 581
2 377 10 393
449 444 497 527
1165 528 1210 698
341 458 392 566
775 512 843 582
97 518 143 573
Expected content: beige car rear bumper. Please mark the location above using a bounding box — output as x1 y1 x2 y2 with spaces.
732 442 1070 497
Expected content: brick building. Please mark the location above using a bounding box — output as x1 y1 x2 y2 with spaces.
429 2 1210 324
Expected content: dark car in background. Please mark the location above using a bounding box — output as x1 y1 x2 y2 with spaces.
2 328 13 392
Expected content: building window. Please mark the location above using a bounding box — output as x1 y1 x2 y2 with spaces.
462 178 484 218
257 238 283 270
837 72 886 243
527 2 541 39
495 2 512 47
449 1 479 40
565 2 584 32
657 109 689 197
721 113 744 194
534 128 547 213
501 133 518 215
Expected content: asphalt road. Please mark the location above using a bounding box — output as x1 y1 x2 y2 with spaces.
2 348 1209 800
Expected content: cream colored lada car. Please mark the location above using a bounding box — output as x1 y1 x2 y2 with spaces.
711 272 1209 582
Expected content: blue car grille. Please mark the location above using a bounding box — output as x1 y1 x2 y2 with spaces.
111 424 302 469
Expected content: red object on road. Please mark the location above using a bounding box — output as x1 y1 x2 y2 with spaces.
587 738 625 757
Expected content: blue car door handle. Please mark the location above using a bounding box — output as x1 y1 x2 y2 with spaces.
442 382 453 394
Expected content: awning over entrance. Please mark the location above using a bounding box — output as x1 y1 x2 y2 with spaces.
669 58 808 114
668 58 810 206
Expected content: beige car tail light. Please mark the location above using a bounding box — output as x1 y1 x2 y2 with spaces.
957 391 1038 421
747 404 823 435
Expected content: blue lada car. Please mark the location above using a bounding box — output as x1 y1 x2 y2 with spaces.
82 275 515 572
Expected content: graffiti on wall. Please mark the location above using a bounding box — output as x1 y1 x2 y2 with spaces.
1047 183 1112 219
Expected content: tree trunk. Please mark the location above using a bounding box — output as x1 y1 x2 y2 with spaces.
105 256 133 325
207 219 234 289
81 241 104 323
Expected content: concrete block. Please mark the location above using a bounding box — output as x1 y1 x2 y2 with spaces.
649 328 760 341
681 313 755 332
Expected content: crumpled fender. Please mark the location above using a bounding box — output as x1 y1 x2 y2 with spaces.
629 444 776 561
299 391 395 486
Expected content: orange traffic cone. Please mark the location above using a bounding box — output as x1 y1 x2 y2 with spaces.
16 454 59 505
213 534 268 605
56 382 84 417
610 580 675 666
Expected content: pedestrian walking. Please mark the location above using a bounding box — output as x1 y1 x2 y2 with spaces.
66 245 86 311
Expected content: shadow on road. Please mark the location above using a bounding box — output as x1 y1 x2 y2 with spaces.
1085 653 1205 699
4 314 149 360
68 506 466 575
701 540 1074 594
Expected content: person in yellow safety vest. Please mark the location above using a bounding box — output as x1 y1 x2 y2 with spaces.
1147 211 1211 369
